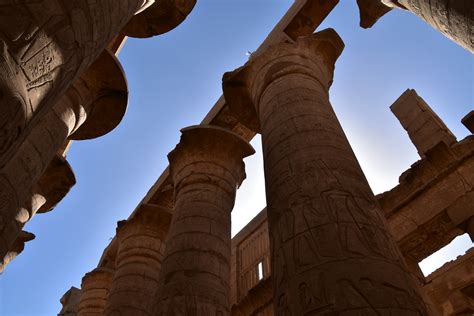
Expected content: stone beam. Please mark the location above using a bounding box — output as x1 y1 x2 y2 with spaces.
378 91 474 262
378 137 474 262
391 89 457 158
356 0 473 53
424 248 474 315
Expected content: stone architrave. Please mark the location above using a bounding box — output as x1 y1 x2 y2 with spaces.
104 204 172 316
223 29 429 315
0 50 127 267
154 125 255 316
356 0 473 53
0 0 156 169
78 267 115 316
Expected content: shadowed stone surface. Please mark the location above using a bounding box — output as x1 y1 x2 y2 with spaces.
0 50 127 272
0 0 154 169
124 0 197 38
154 125 254 316
104 204 172 316
356 0 473 52
223 29 428 315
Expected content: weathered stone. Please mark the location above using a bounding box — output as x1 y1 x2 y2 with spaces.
424 248 474 315
123 0 197 38
104 204 172 316
0 230 34 273
462 111 474 134
59 287 82 316
0 50 127 270
78 267 114 316
356 0 473 53
391 89 457 157
0 0 153 169
154 125 254 316
223 29 428 315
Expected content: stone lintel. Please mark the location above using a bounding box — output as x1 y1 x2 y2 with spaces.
391 89 457 158
462 111 474 134
168 125 255 188
425 247 474 315
377 136 474 262
69 50 128 141
223 28 344 132
123 0 196 38
282 0 339 40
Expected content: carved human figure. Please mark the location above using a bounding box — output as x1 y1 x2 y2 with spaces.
0 0 158 169
223 29 429 315
153 125 254 316
0 50 127 267
356 0 473 53
104 205 172 316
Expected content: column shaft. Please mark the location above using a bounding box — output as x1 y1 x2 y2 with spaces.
78 267 115 316
104 206 171 315
154 126 254 316
224 29 429 315
396 0 473 52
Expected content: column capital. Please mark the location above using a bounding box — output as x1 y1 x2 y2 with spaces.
356 0 394 28
123 0 197 38
35 154 76 214
223 28 344 132
82 267 115 284
116 203 172 235
69 50 128 141
168 125 255 188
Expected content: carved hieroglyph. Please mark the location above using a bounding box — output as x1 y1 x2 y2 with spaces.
0 50 127 270
154 125 254 316
0 0 154 169
104 205 172 316
356 0 473 53
223 29 428 315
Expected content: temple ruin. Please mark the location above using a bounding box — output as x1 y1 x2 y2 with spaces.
0 0 472 315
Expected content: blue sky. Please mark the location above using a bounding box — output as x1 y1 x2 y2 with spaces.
1 1 472 315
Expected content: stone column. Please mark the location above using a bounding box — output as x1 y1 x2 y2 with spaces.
223 29 429 315
0 50 127 267
0 0 156 168
104 204 172 316
356 0 473 53
154 125 254 316
78 267 115 316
